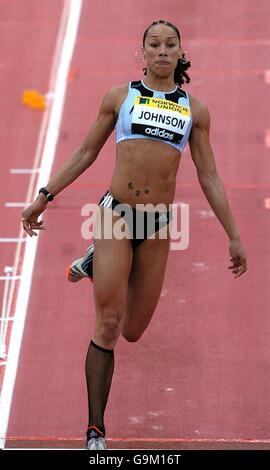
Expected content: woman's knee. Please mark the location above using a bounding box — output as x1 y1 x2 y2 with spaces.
95 307 123 344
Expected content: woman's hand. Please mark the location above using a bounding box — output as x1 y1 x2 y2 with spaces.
228 239 247 278
21 196 48 237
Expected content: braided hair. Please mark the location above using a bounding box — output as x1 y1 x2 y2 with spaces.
142 20 191 87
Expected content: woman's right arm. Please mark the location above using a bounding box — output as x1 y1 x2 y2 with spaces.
22 86 119 236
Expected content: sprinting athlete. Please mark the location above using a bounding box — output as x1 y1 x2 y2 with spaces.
21 20 247 450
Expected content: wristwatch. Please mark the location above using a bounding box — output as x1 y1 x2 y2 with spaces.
39 187 55 201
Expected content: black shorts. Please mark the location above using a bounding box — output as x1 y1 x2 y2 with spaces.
98 190 172 250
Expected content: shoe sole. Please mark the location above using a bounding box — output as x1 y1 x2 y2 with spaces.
86 438 107 450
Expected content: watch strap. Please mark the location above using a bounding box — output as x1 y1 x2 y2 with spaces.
39 187 54 201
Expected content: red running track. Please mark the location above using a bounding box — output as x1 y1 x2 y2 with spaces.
1 0 270 449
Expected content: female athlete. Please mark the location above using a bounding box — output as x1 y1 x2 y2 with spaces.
21 20 247 450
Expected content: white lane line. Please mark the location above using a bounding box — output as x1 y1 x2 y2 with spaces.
4 203 28 208
0 3 72 338
264 198 270 209
0 1 73 380
197 209 215 218
264 129 270 147
0 268 13 359
264 70 270 84
0 239 26 243
0 0 83 449
10 169 40 174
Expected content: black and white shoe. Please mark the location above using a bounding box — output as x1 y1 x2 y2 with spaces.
86 426 106 450
66 244 94 283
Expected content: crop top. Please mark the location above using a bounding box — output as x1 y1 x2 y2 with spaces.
115 80 192 153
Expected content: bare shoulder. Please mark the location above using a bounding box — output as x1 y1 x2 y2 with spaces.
188 93 210 128
101 83 129 115
106 83 129 100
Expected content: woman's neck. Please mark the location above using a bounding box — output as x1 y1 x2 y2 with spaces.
142 74 176 92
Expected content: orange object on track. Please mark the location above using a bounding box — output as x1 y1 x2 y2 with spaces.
22 89 46 110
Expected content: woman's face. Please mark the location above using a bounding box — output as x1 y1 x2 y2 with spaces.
143 24 183 78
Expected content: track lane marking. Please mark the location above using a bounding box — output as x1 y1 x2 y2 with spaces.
0 0 83 449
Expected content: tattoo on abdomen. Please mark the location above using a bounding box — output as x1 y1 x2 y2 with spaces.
127 182 149 196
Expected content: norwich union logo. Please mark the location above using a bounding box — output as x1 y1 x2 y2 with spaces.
139 97 150 105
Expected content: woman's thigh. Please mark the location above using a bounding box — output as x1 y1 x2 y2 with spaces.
93 237 132 308
121 228 170 341
93 207 133 319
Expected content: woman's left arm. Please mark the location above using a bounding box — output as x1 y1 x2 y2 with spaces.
189 98 247 278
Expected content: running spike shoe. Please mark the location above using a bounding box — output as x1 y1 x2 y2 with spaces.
66 244 94 283
86 426 106 450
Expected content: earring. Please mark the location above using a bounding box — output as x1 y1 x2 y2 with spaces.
134 50 146 64
180 51 190 64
